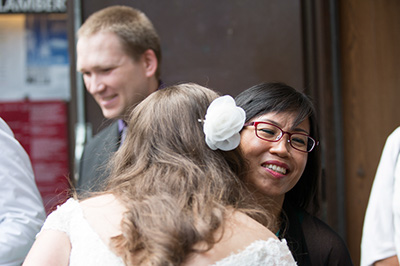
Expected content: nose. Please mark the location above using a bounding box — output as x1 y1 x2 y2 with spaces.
269 134 291 156
86 75 105 94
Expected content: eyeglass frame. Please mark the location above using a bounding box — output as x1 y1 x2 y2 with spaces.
243 121 319 153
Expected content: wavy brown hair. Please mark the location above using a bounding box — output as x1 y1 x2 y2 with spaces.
105 83 270 265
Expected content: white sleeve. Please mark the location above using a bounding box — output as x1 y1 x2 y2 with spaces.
361 127 400 266
394 139 400 258
39 198 78 235
0 118 46 266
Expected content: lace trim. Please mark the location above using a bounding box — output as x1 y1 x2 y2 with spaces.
39 198 124 265
39 198 78 235
212 238 297 266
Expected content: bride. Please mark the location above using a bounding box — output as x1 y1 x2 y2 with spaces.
23 83 296 265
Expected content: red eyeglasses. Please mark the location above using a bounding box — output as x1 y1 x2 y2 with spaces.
243 121 318 152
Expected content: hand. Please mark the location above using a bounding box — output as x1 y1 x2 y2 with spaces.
374 256 400 266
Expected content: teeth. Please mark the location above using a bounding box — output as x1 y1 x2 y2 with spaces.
101 94 117 101
264 164 287 175
103 96 115 101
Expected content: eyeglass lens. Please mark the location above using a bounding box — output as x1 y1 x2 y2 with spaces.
255 123 315 152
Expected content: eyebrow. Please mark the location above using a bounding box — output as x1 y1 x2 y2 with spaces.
261 119 310 134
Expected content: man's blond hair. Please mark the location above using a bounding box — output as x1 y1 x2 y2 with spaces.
78 5 161 78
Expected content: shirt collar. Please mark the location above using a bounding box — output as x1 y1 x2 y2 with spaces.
117 119 127 134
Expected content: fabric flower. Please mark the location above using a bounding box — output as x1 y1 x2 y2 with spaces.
202 95 246 151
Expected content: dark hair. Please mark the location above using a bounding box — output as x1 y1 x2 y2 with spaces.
235 82 321 214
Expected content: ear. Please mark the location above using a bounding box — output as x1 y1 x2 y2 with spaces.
142 49 158 78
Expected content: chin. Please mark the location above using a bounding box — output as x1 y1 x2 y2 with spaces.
102 113 115 119
260 189 285 199
102 109 121 119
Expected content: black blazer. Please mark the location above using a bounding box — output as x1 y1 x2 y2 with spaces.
280 200 353 266
77 121 120 193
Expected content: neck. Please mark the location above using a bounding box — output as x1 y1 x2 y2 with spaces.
149 77 160 92
254 192 285 234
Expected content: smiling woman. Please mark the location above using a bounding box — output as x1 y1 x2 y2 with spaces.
240 111 310 206
236 82 354 266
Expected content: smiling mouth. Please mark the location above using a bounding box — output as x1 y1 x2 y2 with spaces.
101 94 117 102
98 95 119 107
262 163 288 175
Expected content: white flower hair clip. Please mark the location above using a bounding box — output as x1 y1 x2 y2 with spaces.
199 95 246 151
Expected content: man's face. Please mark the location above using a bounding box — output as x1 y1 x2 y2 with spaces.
77 31 156 119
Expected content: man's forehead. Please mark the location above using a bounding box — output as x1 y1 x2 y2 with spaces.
76 33 126 71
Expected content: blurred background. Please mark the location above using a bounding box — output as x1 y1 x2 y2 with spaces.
0 1 399 264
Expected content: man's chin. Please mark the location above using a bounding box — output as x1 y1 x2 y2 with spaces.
102 109 121 120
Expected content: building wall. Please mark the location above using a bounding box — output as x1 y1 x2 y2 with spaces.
340 0 400 264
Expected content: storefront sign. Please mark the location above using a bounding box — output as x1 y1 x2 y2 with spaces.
0 100 70 213
0 0 66 13
0 14 70 101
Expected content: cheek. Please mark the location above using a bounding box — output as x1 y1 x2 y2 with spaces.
300 154 308 170
239 131 258 156
83 76 91 89
109 73 125 88
114 76 134 99
294 154 308 178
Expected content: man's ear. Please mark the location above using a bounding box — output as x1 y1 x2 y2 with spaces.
142 49 158 78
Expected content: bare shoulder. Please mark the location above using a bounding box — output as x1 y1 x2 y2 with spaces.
184 211 277 265
224 211 277 246
80 194 125 216
23 229 70 266
79 194 126 241
80 193 120 207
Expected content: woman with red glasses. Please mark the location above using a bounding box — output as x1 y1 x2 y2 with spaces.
235 82 353 266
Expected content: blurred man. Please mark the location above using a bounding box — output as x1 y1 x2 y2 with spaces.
0 117 46 265
76 5 162 192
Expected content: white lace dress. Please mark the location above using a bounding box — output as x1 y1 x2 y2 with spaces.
40 199 296 265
